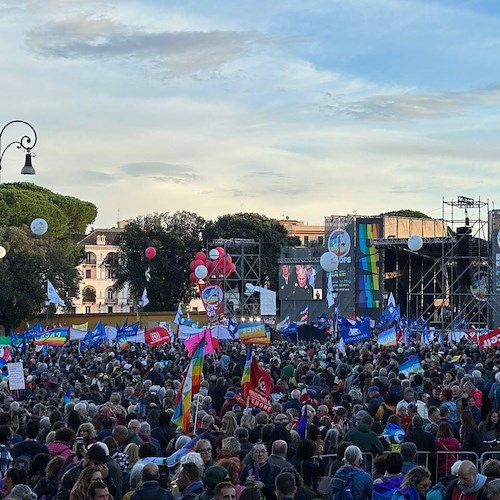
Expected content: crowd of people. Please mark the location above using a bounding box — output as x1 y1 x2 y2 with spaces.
0 335 498 500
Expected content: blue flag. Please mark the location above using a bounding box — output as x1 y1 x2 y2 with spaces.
227 318 238 339
117 321 139 338
381 304 400 325
282 322 298 335
297 406 307 439
315 313 329 331
339 317 371 344
16 323 43 341
80 321 107 351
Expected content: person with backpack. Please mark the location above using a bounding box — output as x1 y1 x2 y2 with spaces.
375 394 398 427
331 445 372 500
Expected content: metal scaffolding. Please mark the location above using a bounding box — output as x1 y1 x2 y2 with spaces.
208 238 261 317
404 196 492 330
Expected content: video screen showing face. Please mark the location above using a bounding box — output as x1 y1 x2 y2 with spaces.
279 264 322 300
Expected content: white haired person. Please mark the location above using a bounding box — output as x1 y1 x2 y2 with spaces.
331 445 372 499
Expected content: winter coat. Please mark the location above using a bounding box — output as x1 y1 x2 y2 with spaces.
331 465 372 500
344 423 384 455
435 437 461 474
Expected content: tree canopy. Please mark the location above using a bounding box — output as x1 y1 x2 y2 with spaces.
109 212 206 310
379 209 431 219
0 183 97 331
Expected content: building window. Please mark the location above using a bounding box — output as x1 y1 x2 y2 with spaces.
85 270 91 278
108 306 113 313
105 268 115 279
85 252 96 264
130 306 134 313
304 236 309 245
107 289 114 300
85 306 91 314
318 236 324 245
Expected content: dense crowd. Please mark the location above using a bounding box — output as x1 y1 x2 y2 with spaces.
0 337 498 500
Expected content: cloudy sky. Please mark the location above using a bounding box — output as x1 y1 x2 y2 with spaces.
1 0 500 228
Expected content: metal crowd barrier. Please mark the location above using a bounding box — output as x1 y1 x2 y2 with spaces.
312 450 480 479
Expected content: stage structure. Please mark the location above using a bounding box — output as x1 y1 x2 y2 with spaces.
208 239 262 317
372 196 500 330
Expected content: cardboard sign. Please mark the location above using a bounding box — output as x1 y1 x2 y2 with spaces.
7 362 25 390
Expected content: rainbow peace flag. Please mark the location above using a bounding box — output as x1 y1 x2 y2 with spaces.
33 328 68 347
241 346 253 399
237 322 270 345
173 339 205 434
399 355 421 376
378 327 397 347
117 335 128 351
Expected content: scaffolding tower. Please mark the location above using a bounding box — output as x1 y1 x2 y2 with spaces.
208 238 261 317
406 196 493 330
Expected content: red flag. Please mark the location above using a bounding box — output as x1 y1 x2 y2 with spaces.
249 356 272 397
479 328 500 350
396 328 403 345
145 326 171 347
248 356 273 413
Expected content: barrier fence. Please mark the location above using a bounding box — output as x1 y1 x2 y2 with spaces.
312 450 496 480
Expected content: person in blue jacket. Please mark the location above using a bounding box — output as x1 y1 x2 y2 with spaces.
331 445 372 500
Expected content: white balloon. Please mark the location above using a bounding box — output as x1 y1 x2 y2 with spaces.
320 251 339 272
408 235 423 251
194 265 208 279
30 218 48 236
0 246 6 259
209 248 220 260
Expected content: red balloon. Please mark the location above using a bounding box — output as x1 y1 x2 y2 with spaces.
189 272 198 283
194 251 207 262
227 263 236 275
145 247 156 259
215 246 225 257
224 255 232 266
190 259 204 271
206 261 213 273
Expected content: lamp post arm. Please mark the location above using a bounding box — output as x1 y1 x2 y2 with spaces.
0 120 38 171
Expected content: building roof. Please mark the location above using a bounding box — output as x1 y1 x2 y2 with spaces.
78 228 124 246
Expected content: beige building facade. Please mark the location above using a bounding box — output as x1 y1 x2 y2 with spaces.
73 223 133 314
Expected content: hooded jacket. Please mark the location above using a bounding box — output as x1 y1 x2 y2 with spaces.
344 423 384 455
331 465 372 500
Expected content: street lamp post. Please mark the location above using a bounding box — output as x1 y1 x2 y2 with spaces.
0 120 37 181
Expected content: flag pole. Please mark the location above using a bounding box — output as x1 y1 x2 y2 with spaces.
192 394 201 434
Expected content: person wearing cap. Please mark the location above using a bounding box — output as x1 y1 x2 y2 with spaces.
220 390 240 418
367 386 384 418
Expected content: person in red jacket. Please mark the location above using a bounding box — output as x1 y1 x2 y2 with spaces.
435 422 461 475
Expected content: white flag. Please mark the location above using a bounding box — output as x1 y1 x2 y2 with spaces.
141 287 149 307
338 336 346 356
326 272 334 308
47 280 65 307
174 304 183 325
